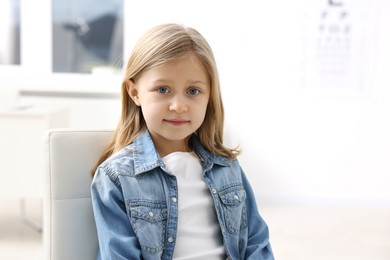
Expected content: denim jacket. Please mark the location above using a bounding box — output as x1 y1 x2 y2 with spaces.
91 130 274 260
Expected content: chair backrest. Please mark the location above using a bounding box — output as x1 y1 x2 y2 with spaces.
44 129 113 260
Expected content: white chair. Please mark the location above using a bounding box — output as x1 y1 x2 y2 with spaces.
44 129 113 260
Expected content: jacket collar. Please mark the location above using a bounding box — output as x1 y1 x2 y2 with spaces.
132 130 230 176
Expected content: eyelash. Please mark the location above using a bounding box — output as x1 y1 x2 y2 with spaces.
155 86 201 95
156 86 170 94
187 88 200 95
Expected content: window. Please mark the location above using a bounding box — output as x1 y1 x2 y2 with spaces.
0 0 124 93
52 0 123 73
0 0 20 65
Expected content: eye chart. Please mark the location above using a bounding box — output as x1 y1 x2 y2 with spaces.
301 0 378 95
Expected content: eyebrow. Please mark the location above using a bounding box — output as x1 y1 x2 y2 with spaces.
153 79 208 85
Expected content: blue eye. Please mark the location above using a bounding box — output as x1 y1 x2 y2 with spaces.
188 88 200 95
157 86 169 94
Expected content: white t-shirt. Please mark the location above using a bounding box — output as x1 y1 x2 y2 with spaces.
162 152 226 260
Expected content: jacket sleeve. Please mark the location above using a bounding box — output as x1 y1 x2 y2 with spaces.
241 170 275 260
91 166 142 260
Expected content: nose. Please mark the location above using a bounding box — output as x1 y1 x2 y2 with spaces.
169 95 188 113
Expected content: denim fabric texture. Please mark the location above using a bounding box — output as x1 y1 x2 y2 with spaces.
91 130 274 260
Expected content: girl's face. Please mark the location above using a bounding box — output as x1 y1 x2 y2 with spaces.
128 53 210 157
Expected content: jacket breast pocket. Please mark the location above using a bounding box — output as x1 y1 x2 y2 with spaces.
219 186 248 234
129 200 167 254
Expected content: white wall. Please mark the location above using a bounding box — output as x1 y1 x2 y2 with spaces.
122 0 390 207
3 0 390 207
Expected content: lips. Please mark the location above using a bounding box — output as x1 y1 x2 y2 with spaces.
164 119 189 126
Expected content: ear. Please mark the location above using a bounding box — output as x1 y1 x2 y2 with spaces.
126 79 141 106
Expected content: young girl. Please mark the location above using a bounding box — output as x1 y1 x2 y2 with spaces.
91 23 274 260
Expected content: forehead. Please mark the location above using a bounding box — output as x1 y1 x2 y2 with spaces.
141 53 210 83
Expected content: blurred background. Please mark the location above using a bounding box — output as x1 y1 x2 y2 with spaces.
1 0 389 259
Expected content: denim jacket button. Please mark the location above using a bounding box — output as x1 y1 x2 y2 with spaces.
171 197 177 203
211 188 217 194
168 237 174 243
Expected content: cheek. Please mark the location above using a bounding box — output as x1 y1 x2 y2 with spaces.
195 102 209 122
141 104 162 121
201 99 210 115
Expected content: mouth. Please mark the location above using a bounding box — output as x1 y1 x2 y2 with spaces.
164 119 189 126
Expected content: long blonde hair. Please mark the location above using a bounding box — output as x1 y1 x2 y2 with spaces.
92 23 240 174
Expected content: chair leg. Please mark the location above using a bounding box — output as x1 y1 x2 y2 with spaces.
19 198 43 233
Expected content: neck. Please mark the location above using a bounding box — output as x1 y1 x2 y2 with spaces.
153 137 190 158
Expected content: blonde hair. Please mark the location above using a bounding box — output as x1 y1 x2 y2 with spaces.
92 23 240 174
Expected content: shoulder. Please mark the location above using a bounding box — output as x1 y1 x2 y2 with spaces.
190 135 232 167
97 144 137 180
213 157 242 174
